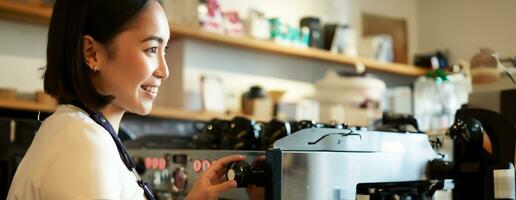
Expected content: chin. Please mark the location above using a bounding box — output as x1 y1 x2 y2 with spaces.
136 109 152 116
132 102 153 116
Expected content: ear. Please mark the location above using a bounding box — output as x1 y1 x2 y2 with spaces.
82 35 102 72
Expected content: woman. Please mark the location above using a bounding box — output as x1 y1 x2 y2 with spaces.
7 0 244 199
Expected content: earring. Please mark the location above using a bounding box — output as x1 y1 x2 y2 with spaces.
84 60 97 72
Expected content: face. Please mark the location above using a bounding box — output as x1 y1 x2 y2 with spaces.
92 1 170 115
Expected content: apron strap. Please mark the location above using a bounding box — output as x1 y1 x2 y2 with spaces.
71 102 155 200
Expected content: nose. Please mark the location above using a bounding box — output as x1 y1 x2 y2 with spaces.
154 52 169 80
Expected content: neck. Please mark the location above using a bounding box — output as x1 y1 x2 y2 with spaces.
99 104 125 134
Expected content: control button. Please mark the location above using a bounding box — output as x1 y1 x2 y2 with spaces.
226 161 251 187
170 167 188 192
193 160 202 172
144 157 153 169
151 158 159 169
225 159 266 187
158 158 167 170
202 160 211 171
153 171 162 186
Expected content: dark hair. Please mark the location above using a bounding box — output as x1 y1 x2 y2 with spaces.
44 0 164 111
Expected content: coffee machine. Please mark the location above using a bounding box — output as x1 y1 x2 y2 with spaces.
260 128 442 200
130 115 453 200
227 128 449 200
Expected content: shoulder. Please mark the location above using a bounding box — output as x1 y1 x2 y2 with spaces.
43 104 103 133
35 105 123 198
39 105 121 164
41 104 114 150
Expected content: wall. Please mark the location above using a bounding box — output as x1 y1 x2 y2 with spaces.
357 0 419 64
217 0 353 25
0 19 47 97
417 0 516 63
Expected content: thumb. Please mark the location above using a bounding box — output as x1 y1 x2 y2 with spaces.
212 180 237 193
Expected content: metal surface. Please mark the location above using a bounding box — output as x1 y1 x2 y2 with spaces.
277 151 431 200
271 128 440 200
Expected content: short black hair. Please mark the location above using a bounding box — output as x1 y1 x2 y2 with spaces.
44 0 164 111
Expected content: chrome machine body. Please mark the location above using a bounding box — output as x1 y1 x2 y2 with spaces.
267 128 441 200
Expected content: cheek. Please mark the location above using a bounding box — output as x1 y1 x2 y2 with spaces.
126 57 153 82
123 52 155 77
105 55 154 94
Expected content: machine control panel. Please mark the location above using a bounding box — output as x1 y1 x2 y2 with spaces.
128 149 264 200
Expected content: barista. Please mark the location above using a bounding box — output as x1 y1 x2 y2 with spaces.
7 0 245 199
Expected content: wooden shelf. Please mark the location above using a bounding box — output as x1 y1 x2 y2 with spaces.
0 1 429 77
0 1 51 24
171 24 428 76
0 99 55 112
0 99 264 122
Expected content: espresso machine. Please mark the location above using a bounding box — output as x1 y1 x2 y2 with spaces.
128 115 452 200
262 128 442 200
126 107 516 200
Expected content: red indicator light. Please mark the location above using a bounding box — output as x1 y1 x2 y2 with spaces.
202 160 211 171
193 160 202 172
152 158 159 169
144 157 152 169
158 158 167 170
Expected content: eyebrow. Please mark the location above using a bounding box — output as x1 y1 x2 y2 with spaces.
141 35 164 44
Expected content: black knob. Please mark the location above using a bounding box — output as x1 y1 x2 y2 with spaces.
226 159 266 188
193 119 230 149
262 119 291 150
222 117 262 150
293 120 319 132
226 161 251 187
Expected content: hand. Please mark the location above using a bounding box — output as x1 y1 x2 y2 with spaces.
185 155 246 200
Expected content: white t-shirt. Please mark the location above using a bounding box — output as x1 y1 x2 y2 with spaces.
7 104 144 200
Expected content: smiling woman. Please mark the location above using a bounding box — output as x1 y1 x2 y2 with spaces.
6 0 244 200
81 1 170 118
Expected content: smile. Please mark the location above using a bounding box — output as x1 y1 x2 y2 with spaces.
141 85 158 94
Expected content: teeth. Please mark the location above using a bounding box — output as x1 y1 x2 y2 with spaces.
141 85 158 94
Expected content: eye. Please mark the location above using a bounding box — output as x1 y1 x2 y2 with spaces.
146 47 158 54
164 46 169 55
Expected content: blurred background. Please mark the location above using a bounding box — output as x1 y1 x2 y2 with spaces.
0 0 515 199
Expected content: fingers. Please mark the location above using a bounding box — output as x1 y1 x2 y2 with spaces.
187 155 246 200
208 155 246 173
205 155 245 183
211 180 238 193
208 168 227 184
